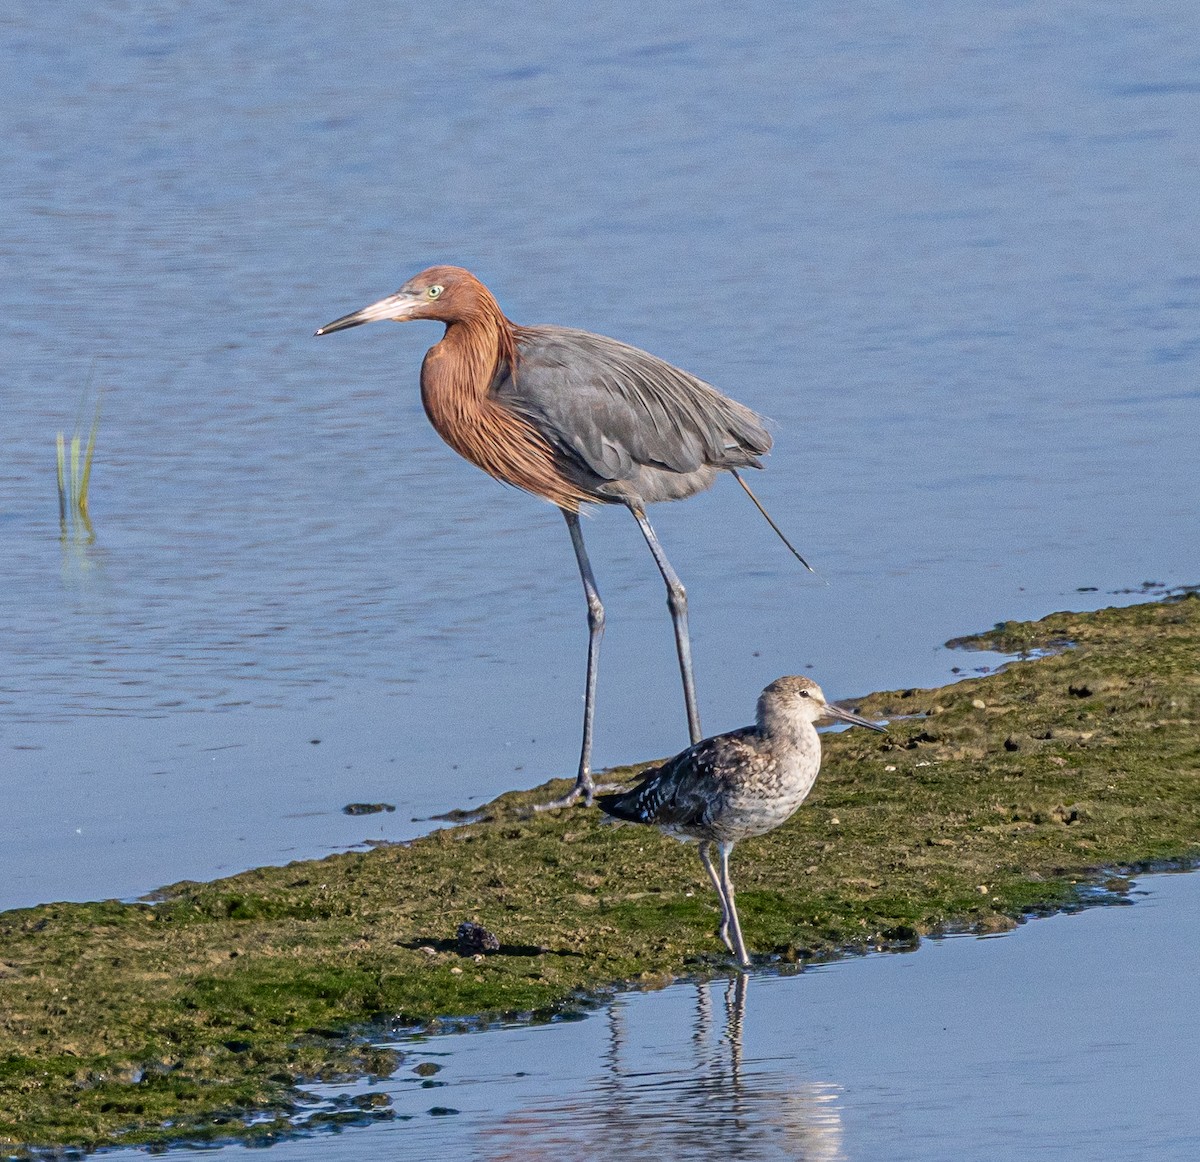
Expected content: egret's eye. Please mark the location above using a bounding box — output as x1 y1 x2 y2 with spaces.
427 285 444 299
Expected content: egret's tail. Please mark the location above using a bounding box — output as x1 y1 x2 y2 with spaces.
730 470 817 575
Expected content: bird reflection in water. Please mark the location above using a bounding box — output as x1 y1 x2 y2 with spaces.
474 975 845 1160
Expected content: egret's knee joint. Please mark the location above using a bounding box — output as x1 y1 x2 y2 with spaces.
666 583 687 615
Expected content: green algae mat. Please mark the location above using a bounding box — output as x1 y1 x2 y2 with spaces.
3 594 1199 1153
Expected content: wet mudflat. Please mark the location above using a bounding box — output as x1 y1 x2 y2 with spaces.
1 596 1197 1152
186 870 1200 1162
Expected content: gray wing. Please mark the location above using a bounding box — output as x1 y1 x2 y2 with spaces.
496 326 771 486
598 727 761 831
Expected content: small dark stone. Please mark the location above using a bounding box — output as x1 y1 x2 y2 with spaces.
352 1092 392 1109
428 1106 460 1116
1068 684 1092 698
342 802 396 816
455 921 500 955
413 1061 441 1077
1004 736 1021 752
906 730 941 749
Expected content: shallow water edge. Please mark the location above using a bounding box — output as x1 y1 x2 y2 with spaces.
1 593 1198 1154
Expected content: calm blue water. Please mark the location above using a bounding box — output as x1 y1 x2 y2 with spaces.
2 2 1198 909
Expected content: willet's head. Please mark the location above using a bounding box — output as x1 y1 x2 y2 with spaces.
757 676 885 734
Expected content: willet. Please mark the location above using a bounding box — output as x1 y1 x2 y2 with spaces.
598 676 885 968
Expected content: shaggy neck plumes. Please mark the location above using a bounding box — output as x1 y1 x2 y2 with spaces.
419 297 588 511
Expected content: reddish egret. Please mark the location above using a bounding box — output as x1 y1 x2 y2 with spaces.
316 266 810 807
598 676 884 967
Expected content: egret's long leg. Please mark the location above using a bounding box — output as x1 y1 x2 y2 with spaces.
630 506 702 745
536 509 605 810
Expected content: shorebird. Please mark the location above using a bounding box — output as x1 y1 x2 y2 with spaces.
598 676 885 968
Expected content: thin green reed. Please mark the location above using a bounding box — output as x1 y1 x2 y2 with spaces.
57 387 102 538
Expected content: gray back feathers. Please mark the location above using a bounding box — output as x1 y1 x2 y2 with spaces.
495 326 771 505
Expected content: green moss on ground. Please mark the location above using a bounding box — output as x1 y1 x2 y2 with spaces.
2 595 1198 1153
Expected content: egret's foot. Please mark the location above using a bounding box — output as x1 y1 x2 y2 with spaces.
532 772 627 812
533 774 595 812
533 786 587 812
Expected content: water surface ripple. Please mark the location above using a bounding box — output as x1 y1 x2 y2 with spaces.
1 2 1198 906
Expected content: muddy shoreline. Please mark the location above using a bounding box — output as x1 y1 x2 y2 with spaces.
2 594 1198 1154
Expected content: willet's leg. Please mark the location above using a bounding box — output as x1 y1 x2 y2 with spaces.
630 506 702 745
536 510 606 811
718 841 751 969
699 841 734 953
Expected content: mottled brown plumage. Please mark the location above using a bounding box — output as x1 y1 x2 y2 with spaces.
599 676 885 967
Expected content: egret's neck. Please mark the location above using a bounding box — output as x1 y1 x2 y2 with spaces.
426 312 513 402
417 310 588 512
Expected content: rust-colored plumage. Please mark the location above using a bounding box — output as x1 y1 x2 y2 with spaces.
413 270 590 511
317 265 805 808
